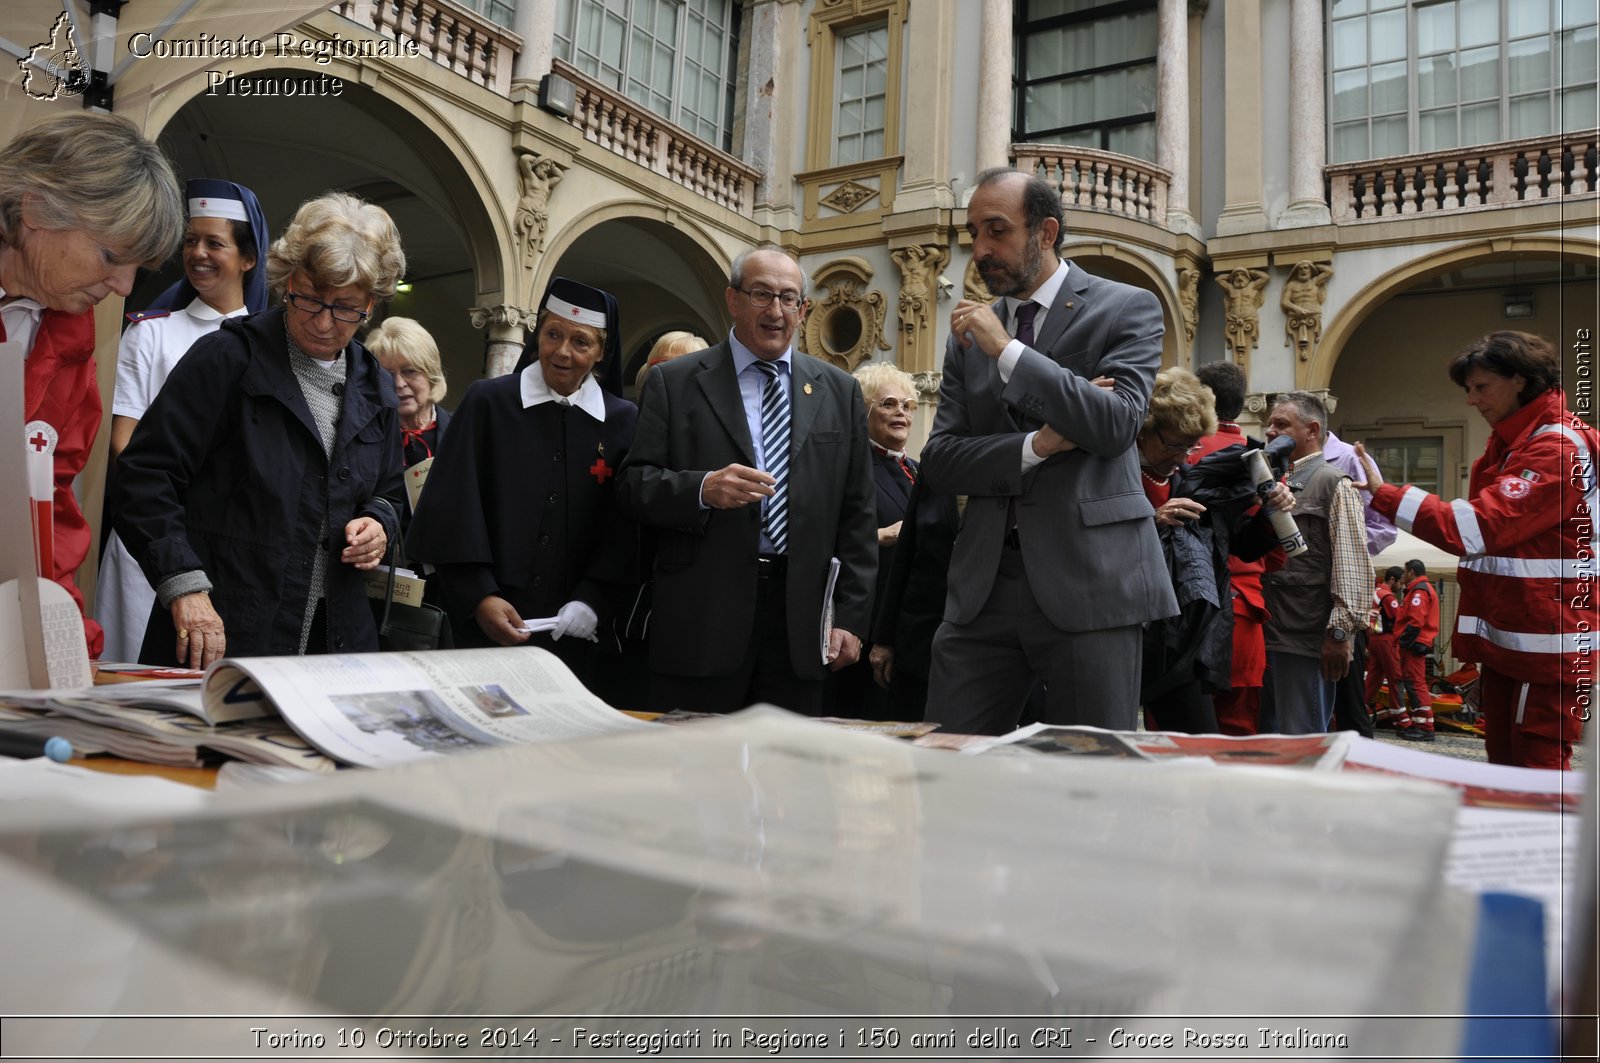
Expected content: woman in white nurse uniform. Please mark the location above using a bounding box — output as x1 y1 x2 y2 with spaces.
94 178 269 662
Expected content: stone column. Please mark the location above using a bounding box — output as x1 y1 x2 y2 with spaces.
974 0 1013 178
1215 0 1267 236
899 0 955 212
471 305 531 379
1155 0 1196 234
511 0 556 85
1281 0 1333 226
742 0 803 219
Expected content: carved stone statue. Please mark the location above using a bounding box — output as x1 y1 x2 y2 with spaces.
1177 267 1200 346
962 257 994 304
1216 267 1270 370
1280 260 1333 361
513 152 564 268
891 243 950 375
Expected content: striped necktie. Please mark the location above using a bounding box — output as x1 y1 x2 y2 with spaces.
755 360 790 553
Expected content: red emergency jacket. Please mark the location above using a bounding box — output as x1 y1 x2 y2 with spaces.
1373 584 1399 637
1371 389 1597 685
1395 575 1439 654
21 307 104 659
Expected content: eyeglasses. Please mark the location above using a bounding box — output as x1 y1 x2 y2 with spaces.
286 290 370 324
1153 428 1200 457
736 287 804 312
875 397 918 413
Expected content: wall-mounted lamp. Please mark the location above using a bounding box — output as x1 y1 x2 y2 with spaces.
1503 292 1535 319
539 72 576 118
395 281 413 294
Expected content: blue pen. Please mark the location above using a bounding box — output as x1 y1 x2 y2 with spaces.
0 729 73 763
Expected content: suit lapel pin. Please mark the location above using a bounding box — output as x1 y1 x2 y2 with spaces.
803 383 813 395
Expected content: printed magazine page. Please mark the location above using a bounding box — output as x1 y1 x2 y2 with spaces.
964 723 1355 769
205 646 650 768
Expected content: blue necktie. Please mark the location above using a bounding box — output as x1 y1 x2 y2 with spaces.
755 361 790 553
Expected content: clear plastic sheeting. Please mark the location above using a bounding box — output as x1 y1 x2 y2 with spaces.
0 708 1476 1058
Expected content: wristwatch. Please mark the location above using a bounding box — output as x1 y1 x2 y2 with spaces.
1329 626 1349 643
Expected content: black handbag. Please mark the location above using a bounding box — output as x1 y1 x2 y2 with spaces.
368 500 453 652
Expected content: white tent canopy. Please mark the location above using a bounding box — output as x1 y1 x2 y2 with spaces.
1374 527 1459 577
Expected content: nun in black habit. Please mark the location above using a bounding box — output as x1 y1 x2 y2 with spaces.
408 278 639 683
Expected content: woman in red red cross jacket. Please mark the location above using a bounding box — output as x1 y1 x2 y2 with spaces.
1356 332 1595 769
0 114 183 660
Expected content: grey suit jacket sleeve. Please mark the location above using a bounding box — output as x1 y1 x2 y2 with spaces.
920 333 1031 498
1004 284 1163 456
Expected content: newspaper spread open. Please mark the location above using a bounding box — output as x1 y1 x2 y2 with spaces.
204 646 650 768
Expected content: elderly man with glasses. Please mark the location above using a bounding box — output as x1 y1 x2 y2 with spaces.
616 246 877 716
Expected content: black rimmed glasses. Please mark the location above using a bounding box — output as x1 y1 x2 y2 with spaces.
736 287 804 312
286 290 370 324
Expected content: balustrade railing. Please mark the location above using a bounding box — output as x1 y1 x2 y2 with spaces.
556 59 757 216
1327 130 1598 221
1011 144 1170 226
336 0 520 94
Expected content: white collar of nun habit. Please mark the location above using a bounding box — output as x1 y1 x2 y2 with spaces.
519 362 607 422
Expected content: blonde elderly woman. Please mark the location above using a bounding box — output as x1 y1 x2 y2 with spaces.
827 362 922 717
1137 367 1293 734
634 330 708 394
364 316 450 469
113 193 407 667
0 112 183 660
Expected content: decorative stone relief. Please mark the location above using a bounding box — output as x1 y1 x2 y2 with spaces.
962 258 994 304
912 369 942 405
469 303 532 378
1280 260 1333 362
468 304 528 331
819 180 878 214
513 151 565 269
1215 267 1269 372
891 243 949 375
796 257 891 371
1246 389 1338 416
1177 267 1200 347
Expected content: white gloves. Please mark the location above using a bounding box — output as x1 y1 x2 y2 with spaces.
552 600 599 642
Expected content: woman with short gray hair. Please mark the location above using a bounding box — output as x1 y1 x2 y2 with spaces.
113 192 407 667
0 112 183 659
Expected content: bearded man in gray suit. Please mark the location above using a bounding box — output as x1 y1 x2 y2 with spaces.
920 168 1177 734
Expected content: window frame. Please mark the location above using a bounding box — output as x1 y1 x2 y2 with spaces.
552 0 743 152
804 0 908 172
1012 0 1160 159
1327 0 1599 164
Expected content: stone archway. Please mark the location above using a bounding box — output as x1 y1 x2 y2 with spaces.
1062 243 1183 367
539 207 732 394
1322 239 1599 497
145 72 507 392
1310 236 1599 392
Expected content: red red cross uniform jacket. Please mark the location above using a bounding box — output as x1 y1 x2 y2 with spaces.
1395 575 1440 655
21 307 104 658
1372 390 1596 688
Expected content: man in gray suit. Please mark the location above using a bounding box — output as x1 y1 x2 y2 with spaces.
616 247 878 715
921 169 1176 734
